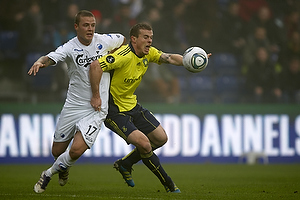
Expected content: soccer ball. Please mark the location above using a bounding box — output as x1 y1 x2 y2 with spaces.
183 47 208 73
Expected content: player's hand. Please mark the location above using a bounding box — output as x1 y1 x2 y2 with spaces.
207 53 212 58
28 62 45 76
90 96 102 112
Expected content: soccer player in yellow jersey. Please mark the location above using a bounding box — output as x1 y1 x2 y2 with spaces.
89 22 211 193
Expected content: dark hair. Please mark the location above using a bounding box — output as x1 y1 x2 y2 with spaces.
129 22 152 38
74 10 95 25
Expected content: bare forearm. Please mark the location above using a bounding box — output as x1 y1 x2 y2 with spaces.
36 56 55 67
89 61 103 97
89 60 103 111
160 53 183 66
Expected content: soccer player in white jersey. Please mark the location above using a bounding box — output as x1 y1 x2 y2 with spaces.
28 10 125 193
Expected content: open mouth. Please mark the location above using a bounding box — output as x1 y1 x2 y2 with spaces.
145 45 150 51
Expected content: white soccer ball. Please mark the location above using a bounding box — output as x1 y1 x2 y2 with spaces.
183 47 208 73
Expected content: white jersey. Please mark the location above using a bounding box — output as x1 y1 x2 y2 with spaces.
47 33 124 112
47 33 124 147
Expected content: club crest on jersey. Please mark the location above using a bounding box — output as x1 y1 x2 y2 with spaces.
97 44 103 50
143 58 148 67
106 55 115 63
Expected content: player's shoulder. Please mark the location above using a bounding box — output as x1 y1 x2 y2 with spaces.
148 46 163 58
59 36 79 49
102 44 131 64
149 46 163 54
94 33 124 41
115 44 131 56
52 36 78 54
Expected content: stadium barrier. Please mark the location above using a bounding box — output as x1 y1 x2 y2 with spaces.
0 103 300 164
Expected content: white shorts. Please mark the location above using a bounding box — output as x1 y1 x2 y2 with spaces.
53 105 106 148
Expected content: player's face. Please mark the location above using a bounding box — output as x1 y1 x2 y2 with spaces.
133 29 153 57
75 16 96 46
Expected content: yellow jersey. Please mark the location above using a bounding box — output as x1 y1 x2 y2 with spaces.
97 43 163 112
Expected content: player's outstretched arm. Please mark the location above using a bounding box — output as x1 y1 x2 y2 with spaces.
159 52 212 66
159 53 183 66
89 60 103 111
27 56 55 76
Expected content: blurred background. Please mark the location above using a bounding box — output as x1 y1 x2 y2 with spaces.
0 0 299 105
1 0 300 164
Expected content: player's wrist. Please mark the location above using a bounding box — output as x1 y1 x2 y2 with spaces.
92 93 100 99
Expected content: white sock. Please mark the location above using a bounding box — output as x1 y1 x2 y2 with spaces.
45 151 77 177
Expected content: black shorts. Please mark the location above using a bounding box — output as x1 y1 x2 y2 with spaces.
104 104 160 142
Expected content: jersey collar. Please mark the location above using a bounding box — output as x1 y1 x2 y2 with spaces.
129 42 143 58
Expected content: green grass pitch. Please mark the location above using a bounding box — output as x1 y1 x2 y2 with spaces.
0 163 299 200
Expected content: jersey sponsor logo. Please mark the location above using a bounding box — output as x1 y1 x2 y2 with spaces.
124 75 142 84
76 54 102 67
106 55 115 63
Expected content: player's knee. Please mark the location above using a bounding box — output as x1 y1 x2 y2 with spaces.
138 143 152 154
128 130 152 153
69 148 83 160
135 138 152 154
